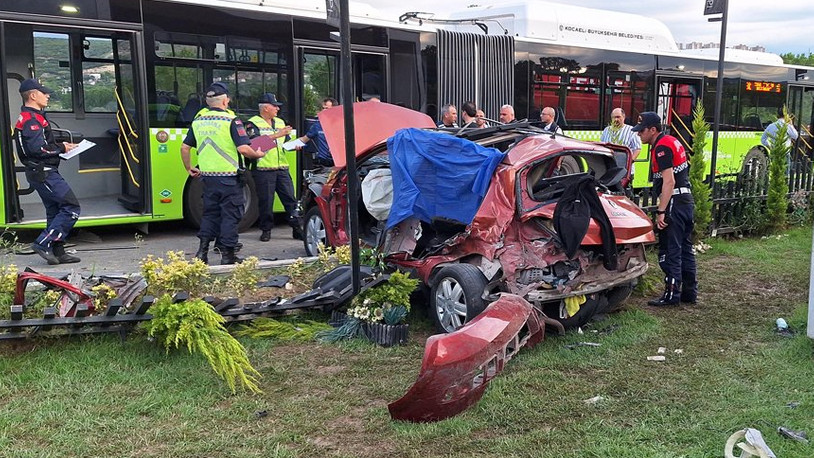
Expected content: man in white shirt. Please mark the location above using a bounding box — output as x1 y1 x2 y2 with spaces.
600 107 642 181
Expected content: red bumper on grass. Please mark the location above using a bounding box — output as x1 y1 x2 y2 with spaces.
388 294 544 422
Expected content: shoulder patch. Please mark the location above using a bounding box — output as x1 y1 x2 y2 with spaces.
28 124 40 131
657 151 665 157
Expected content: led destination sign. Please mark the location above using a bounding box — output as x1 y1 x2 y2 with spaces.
744 81 783 93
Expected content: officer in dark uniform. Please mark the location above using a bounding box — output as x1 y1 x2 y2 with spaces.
14 78 81 265
180 82 265 265
244 93 303 242
632 112 697 306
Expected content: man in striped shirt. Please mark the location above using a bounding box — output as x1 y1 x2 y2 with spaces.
600 108 641 182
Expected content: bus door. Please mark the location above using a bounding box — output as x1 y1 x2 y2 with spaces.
297 47 386 169
788 83 814 185
788 84 814 166
655 75 701 151
1 23 147 224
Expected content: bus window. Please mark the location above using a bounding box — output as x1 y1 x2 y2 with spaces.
605 71 653 124
83 37 118 112
302 52 339 117
153 64 203 127
533 58 602 129
33 32 72 112
355 53 385 102
739 80 785 130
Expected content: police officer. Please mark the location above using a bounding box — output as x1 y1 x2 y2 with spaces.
181 82 264 265
245 93 302 242
632 112 697 306
14 78 81 265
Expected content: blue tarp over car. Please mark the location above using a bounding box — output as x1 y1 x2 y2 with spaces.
386 129 505 229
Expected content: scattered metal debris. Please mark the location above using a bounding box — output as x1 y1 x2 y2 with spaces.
583 395 604 404
777 426 809 443
646 356 666 362
565 342 601 350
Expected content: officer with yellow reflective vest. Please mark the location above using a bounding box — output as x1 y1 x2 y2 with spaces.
181 82 265 265
245 93 303 242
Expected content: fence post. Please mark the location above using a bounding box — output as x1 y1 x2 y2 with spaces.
808 219 814 339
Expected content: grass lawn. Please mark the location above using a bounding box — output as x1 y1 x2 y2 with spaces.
2 228 814 457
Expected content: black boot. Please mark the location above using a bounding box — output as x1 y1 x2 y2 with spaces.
52 242 80 264
648 277 680 307
681 274 697 304
31 242 59 265
220 247 243 265
260 230 271 242
194 238 210 264
289 216 303 240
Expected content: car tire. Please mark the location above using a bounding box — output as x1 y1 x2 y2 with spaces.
430 263 489 333
541 293 600 330
303 206 328 256
602 282 634 314
183 174 259 233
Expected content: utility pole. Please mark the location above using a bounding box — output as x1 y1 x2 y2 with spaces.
705 0 728 191
328 0 362 294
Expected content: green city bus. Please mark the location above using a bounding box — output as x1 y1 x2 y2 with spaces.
0 0 812 232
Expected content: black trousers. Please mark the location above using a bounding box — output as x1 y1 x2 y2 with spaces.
252 169 297 231
657 194 697 296
29 170 80 247
198 176 243 249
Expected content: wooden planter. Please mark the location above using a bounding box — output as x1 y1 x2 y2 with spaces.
330 310 409 347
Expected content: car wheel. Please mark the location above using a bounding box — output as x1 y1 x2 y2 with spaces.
303 206 327 256
541 293 600 330
183 174 259 233
430 264 489 333
602 282 634 314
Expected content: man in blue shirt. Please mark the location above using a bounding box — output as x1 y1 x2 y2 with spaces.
297 97 337 167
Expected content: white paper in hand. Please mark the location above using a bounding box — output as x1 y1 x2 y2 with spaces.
282 138 306 151
59 139 96 160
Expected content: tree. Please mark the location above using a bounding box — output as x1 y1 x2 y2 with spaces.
766 107 790 232
780 52 814 66
689 100 712 242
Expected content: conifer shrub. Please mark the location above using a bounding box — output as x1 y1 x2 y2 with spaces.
689 100 713 241
143 295 261 393
766 108 790 232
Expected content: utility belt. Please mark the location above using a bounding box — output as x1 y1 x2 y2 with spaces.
672 187 691 195
23 162 56 182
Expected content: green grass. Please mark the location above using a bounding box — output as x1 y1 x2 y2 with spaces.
2 228 814 456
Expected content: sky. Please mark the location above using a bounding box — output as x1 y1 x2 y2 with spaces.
374 0 812 55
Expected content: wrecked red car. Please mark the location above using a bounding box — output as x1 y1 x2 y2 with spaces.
300 103 655 332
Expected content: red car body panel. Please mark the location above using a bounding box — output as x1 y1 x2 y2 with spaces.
388 294 544 422
319 102 436 168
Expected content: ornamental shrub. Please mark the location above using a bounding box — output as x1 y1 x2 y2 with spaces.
142 295 261 393
689 100 713 242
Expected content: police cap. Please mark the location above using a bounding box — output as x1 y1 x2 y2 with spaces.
631 112 662 132
19 78 53 94
258 93 283 106
205 82 229 97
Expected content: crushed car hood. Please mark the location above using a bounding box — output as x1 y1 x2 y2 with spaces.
319 102 436 168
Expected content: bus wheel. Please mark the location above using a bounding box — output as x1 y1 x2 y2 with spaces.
740 148 768 181
183 174 259 233
559 156 582 175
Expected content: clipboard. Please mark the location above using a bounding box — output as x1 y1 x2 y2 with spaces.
250 135 277 151
59 139 96 160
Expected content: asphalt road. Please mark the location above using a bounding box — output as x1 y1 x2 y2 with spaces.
5 221 307 276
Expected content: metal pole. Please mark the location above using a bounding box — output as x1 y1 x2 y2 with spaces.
808 220 814 339
708 0 728 189
339 0 361 294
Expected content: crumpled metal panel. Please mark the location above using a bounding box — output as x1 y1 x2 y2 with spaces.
388 294 543 423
